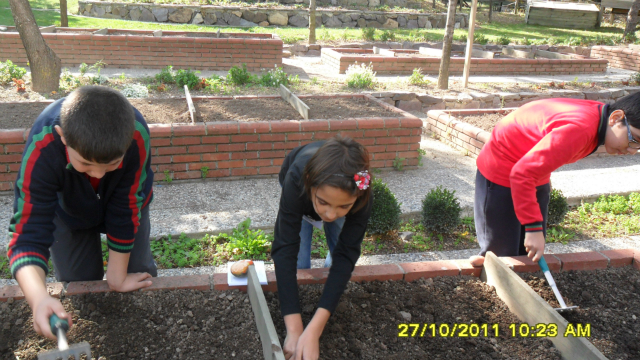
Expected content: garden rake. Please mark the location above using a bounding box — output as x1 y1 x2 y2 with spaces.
38 314 92 360
538 256 578 313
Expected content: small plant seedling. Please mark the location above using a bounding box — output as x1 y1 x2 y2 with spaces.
119 72 127 82
12 78 26 92
393 156 405 171
164 170 173 184
157 83 167 92
200 166 209 179
417 148 427 167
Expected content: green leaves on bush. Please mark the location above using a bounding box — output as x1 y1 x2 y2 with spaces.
217 218 272 261
175 68 201 90
361 27 376 41
497 35 511 46
474 33 488 45
367 178 401 235
227 64 253 85
345 62 376 89
155 65 176 84
421 186 461 234
258 66 297 87
547 188 569 226
0 60 27 84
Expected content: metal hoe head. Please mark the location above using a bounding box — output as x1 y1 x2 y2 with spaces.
37 342 92 360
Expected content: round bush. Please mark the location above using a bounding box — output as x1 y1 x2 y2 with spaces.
547 188 569 226
367 178 401 235
421 186 461 234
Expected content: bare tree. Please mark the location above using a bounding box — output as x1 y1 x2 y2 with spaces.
624 0 640 38
309 0 316 45
488 0 493 23
60 0 68 27
437 0 458 90
9 0 61 92
514 0 519 14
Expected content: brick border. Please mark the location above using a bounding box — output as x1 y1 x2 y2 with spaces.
2 250 635 301
425 108 611 158
591 46 640 72
321 48 608 75
0 94 421 191
0 27 282 70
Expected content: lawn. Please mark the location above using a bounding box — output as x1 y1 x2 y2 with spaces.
0 0 633 46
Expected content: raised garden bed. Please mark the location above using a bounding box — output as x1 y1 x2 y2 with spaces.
321 48 608 75
591 45 640 72
0 94 422 191
522 266 640 360
0 27 282 71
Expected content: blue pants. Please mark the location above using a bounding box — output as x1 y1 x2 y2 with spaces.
297 217 345 269
474 169 550 257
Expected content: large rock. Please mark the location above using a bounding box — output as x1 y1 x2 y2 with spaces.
382 18 398 29
244 10 267 23
112 6 128 17
407 19 418 28
369 0 380 6
397 16 407 27
397 100 422 112
338 14 352 23
152 7 168 21
342 21 357 27
258 21 270 26
268 12 289 26
357 18 366 27
202 10 217 25
366 20 382 28
141 8 156 22
128 7 140 20
386 0 407 6
168 8 193 23
191 12 203 24
93 6 106 17
223 12 242 26
289 14 309 27
323 14 342 27
239 19 258 26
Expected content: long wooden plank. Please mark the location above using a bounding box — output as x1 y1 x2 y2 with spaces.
184 85 195 124
535 50 574 60
248 266 285 360
279 85 309 120
93 28 108 35
39 25 56 33
471 48 495 59
502 47 535 59
481 252 607 360
419 47 444 57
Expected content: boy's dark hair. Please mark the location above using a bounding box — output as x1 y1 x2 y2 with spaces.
60 86 135 163
609 91 640 128
303 136 372 213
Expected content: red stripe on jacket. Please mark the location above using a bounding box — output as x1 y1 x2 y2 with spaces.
476 98 603 225
127 131 147 233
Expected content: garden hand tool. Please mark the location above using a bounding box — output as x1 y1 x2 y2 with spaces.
538 256 578 313
38 314 92 360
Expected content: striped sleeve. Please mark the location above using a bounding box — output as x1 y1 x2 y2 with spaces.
8 125 60 278
104 120 152 253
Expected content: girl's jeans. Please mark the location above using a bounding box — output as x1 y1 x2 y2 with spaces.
297 216 346 269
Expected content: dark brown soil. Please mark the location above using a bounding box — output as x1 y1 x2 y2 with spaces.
0 97 395 129
521 266 640 360
458 113 509 132
266 278 562 359
0 289 262 360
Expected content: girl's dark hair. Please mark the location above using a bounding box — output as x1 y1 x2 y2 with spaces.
302 136 371 213
609 91 640 128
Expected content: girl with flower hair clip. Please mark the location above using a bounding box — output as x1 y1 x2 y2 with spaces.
271 136 373 360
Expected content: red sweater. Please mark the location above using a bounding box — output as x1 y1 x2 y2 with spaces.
476 98 606 228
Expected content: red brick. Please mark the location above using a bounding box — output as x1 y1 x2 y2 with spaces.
552 252 608 271
239 122 270 134
259 166 280 174
171 137 200 146
259 150 285 158
301 121 329 131
287 133 313 141
218 143 246 152
499 255 561 273
202 135 231 144
173 171 202 180
357 118 386 129
188 145 217 153
231 168 258 176
598 249 635 268
217 160 244 168
207 122 239 135
270 121 301 132
66 280 111 296
246 159 272 167
296 268 330 285
400 260 460 282
350 264 404 282
5 144 25 153
451 259 482 277
157 164 187 172
152 156 172 164
260 134 286 142
157 146 186 155
230 134 259 143
213 273 236 291
148 124 172 138
329 120 358 130
364 130 388 137
173 154 201 163
0 283 63 302
151 138 172 147
141 275 210 292
173 124 206 136
376 137 398 145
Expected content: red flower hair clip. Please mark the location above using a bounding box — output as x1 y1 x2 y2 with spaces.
353 170 371 190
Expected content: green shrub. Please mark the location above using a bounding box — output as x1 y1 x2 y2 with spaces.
175 68 201 90
497 35 511 46
408 68 429 86
204 74 226 93
217 218 272 260
421 186 461 233
227 63 253 85
379 30 396 42
361 27 376 41
547 188 568 226
0 60 27 84
367 179 401 235
258 66 297 87
155 65 176 84
629 193 640 214
345 62 376 89
474 33 488 45
456 33 467 43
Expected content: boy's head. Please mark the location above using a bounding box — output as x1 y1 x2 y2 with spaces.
55 86 135 178
605 92 640 155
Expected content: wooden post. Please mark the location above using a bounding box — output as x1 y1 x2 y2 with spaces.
514 0 519 14
184 85 195 124
488 0 493 23
247 266 285 360
462 0 478 88
437 0 458 90
610 11 615 24
481 252 607 360
59 0 68 27
309 0 316 45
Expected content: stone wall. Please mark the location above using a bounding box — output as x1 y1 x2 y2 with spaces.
591 45 640 71
78 1 468 29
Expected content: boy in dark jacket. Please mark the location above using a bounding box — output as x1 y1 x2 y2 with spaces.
7 86 155 339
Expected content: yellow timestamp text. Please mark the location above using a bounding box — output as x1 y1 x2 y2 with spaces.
398 323 591 338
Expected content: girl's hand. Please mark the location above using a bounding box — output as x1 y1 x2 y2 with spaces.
524 231 546 262
283 330 302 360
294 329 321 360
33 296 72 339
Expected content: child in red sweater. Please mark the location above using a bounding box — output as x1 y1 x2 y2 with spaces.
470 95 640 267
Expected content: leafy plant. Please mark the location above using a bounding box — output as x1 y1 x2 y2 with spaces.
361 27 376 41
79 63 90 77
121 83 149 98
311 228 329 258
119 72 127 82
151 233 212 268
367 178 401 235
547 188 568 226
175 68 201 90
200 166 209 179
421 186 461 234
417 148 427 166
408 68 429 87
164 169 173 184
345 62 376 89
204 75 227 93
497 35 511 46
155 65 176 84
89 60 108 85
0 60 27 84
379 30 396 42
258 66 296 87
631 72 640 85
12 78 26 92
392 156 405 171
216 218 272 260
456 33 467 43
474 33 488 45
59 68 81 92
227 63 253 86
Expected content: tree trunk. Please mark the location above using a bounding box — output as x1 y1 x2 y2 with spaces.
624 0 640 38
514 0 519 14
488 0 493 23
433 0 436 9
309 0 316 45
9 0 61 93
60 0 68 27
437 0 458 90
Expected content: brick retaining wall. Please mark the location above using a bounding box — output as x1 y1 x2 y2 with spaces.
591 45 640 72
322 48 608 75
0 94 421 191
0 27 282 70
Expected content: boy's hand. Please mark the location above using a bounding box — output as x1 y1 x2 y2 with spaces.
524 231 546 262
33 296 72 340
108 272 153 292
